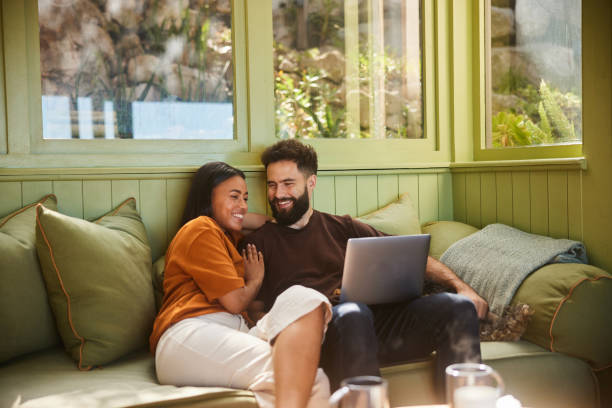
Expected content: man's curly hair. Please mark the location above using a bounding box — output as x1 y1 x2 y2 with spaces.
261 139 318 176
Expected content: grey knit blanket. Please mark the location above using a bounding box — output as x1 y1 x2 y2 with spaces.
440 223 588 315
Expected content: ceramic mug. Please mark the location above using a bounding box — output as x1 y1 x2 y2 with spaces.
329 376 390 408
445 363 504 408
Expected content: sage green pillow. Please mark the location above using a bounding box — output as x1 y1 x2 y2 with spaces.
0 194 60 363
152 256 166 311
421 221 479 260
35 198 156 369
512 263 612 369
357 192 421 236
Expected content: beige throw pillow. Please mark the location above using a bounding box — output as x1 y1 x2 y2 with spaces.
356 192 421 236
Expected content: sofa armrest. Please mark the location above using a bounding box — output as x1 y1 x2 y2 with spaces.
512 262 612 369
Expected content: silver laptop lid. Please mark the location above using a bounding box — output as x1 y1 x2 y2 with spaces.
341 234 430 305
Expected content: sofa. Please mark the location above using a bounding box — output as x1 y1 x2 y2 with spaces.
1 193 610 408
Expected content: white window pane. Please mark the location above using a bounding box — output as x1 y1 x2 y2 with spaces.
132 101 232 139
38 0 234 140
41 95 71 139
487 0 582 148
273 0 423 139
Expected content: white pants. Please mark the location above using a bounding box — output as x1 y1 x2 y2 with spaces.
155 285 332 408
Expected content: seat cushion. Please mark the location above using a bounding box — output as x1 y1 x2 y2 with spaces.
0 194 61 363
0 347 256 408
0 342 597 408
35 198 157 369
382 341 598 408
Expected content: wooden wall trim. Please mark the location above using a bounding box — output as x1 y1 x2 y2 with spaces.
451 157 587 172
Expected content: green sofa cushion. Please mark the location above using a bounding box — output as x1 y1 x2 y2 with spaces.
152 256 166 311
0 347 257 408
357 192 421 236
35 198 157 369
424 220 612 369
512 262 612 369
0 194 61 363
421 220 479 260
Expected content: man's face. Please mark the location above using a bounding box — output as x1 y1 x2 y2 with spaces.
266 160 316 225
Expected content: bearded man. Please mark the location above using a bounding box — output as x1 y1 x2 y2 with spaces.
240 139 487 397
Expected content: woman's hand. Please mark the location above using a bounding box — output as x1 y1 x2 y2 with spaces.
218 244 264 314
242 243 264 285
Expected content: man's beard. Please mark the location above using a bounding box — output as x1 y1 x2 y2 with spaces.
270 188 310 226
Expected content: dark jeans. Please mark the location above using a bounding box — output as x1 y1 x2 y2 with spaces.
320 293 481 399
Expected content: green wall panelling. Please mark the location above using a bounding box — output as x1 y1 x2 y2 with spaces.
398 174 419 216
452 167 582 243
377 175 399 208
0 2 6 156
111 180 141 213
452 173 466 223
83 181 112 220
139 180 168 261
166 178 191 243
480 173 496 227
356 175 378 216
437 173 453 221
53 181 83 218
418 174 439 224
567 171 583 241
314 176 336 214
547 171 569 239
334 176 357 217
0 182 22 215
495 172 513 226
511 172 531 232
465 173 481 228
529 171 549 236
22 181 52 206
245 175 267 216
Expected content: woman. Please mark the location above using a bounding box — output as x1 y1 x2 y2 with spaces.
149 162 331 408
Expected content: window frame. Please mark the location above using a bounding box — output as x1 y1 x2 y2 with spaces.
473 0 583 161
270 0 452 166
1 0 454 169
3 0 249 155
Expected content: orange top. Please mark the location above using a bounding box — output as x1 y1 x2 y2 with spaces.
149 216 246 353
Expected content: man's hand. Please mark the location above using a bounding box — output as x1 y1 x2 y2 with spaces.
455 283 489 320
425 256 489 319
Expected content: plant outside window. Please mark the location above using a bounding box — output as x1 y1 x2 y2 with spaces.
273 0 424 140
38 0 234 140
486 0 582 149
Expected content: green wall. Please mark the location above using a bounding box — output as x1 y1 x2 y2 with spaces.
0 0 611 270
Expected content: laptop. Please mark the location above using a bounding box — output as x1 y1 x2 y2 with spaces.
340 234 430 305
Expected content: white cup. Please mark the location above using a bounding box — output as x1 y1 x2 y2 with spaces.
445 363 504 408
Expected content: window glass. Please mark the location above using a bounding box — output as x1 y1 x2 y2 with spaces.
487 0 581 148
273 0 423 139
38 0 233 140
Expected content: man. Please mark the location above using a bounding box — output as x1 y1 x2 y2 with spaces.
242 139 488 397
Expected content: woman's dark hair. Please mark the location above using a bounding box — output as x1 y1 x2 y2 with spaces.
180 162 245 227
261 139 318 176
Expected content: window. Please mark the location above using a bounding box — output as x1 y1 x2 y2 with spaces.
272 0 423 140
485 0 582 149
38 0 234 140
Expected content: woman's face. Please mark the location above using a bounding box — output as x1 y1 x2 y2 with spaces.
210 175 248 233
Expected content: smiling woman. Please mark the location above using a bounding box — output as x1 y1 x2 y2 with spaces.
210 174 248 233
